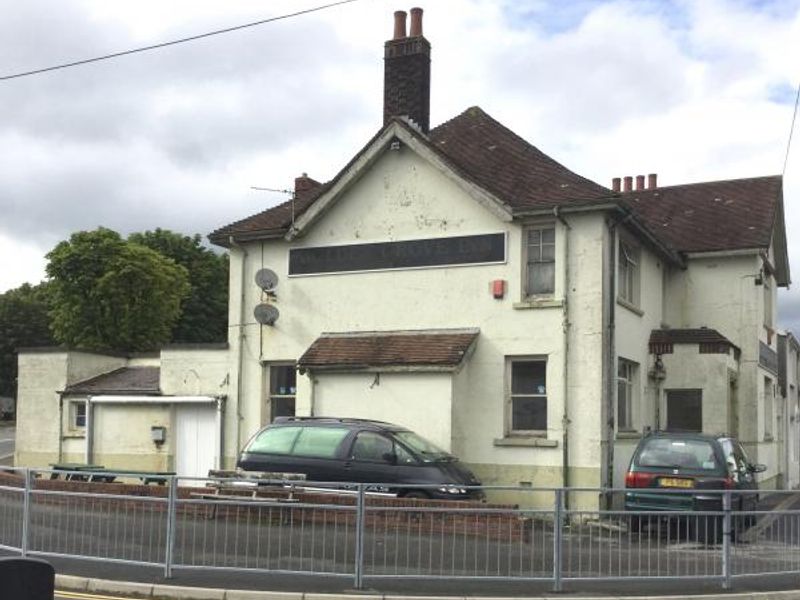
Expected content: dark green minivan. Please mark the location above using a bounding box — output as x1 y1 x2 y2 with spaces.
238 417 484 500
625 432 766 539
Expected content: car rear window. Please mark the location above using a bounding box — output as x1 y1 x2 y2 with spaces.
246 426 301 455
635 438 720 471
291 427 350 458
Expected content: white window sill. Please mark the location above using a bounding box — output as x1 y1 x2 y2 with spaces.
513 299 564 310
494 437 558 448
615 430 642 440
62 432 86 439
617 297 644 316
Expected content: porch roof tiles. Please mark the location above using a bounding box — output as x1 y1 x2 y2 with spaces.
297 328 479 371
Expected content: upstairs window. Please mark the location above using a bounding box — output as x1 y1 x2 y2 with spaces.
618 239 640 306
525 227 555 296
617 359 638 431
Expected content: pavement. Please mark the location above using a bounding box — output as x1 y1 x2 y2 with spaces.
51 571 800 600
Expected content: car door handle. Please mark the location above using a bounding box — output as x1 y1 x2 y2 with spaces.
344 461 353 469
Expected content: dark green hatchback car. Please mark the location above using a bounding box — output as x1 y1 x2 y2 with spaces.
625 432 766 539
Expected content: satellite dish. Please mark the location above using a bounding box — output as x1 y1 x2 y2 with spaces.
255 268 279 292
254 304 280 326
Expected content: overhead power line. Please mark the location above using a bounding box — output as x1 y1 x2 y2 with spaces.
783 78 800 177
0 0 362 82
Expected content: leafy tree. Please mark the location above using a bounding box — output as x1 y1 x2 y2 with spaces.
46 228 190 351
129 229 228 343
0 283 55 398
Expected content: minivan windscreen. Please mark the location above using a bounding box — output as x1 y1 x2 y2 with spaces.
395 431 451 462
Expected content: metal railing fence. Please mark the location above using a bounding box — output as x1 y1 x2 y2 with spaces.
1 468 799 592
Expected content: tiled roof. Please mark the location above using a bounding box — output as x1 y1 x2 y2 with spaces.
64 367 160 395
622 176 782 253
208 108 781 258
428 107 610 209
649 328 734 346
298 329 479 371
209 180 328 245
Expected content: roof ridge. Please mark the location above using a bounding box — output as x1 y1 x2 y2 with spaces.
621 174 782 194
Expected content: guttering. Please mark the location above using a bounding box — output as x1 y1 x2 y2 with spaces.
553 206 571 504
684 248 762 259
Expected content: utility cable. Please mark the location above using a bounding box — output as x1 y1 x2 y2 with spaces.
0 0 362 82
783 78 800 176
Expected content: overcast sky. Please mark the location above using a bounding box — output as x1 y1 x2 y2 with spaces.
1 0 799 328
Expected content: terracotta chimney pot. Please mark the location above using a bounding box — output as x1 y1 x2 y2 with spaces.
409 7 423 37
612 177 621 192
648 173 658 189
393 10 407 39
636 175 645 191
623 176 633 192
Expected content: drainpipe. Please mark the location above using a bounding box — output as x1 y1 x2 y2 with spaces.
603 218 619 508
85 396 94 465
57 394 64 464
229 236 248 465
215 396 225 470
554 207 571 503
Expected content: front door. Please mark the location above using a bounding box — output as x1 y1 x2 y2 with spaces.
174 404 217 484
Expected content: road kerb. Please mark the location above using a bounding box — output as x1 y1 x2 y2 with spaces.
88 577 154 597
224 591 304 600
152 583 225 599
54 574 89 592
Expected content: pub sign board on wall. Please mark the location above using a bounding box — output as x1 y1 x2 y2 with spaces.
288 232 506 276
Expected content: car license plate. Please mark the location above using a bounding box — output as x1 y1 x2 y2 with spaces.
658 478 694 488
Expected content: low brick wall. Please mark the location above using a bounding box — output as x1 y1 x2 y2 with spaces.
0 471 535 542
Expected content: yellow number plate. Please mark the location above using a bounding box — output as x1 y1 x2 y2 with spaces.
658 477 694 488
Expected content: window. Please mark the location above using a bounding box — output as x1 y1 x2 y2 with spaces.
351 432 394 462
764 280 773 328
618 239 640 305
508 359 547 433
666 389 702 432
617 359 638 431
246 426 301 454
292 427 349 458
525 227 555 296
764 377 774 440
268 365 296 422
70 401 86 429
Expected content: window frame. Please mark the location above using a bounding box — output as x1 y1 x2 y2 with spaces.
618 237 640 307
523 225 556 298
69 400 87 431
267 363 297 423
506 356 548 436
617 358 638 432
764 376 774 440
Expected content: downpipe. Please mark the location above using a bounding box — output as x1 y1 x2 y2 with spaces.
229 236 248 464
554 207 572 507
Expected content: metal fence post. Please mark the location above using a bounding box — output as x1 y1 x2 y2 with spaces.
354 484 366 589
721 491 732 590
164 475 178 578
552 488 564 592
21 469 32 557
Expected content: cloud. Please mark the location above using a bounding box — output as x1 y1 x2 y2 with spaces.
0 0 798 344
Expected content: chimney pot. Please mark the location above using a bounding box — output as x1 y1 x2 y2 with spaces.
393 10 407 39
384 8 431 133
612 177 621 192
636 175 645 191
623 176 633 192
409 7 423 37
648 173 658 189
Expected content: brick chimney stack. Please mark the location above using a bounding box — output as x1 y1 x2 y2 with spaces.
384 7 431 133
